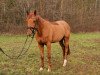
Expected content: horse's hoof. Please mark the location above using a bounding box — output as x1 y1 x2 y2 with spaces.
39 67 43 71
47 68 51 72
63 59 67 67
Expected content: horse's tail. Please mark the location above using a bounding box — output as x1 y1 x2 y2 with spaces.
67 45 70 55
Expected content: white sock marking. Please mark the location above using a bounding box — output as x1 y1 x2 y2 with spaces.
47 68 51 72
63 59 67 67
39 67 43 71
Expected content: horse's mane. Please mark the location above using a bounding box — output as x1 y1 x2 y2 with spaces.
50 22 59 25
38 16 59 26
44 18 59 25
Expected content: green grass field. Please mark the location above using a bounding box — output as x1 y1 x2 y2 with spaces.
0 32 100 75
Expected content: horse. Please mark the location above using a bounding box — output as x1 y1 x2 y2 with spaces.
26 10 70 72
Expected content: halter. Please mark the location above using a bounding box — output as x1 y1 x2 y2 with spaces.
27 19 39 37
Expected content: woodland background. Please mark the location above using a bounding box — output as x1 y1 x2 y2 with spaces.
0 0 100 34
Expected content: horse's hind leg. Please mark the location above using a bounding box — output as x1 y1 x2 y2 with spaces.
59 39 65 60
63 36 70 67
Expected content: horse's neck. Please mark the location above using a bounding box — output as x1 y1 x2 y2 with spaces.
37 16 46 36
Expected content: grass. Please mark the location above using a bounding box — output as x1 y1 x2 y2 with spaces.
0 32 100 75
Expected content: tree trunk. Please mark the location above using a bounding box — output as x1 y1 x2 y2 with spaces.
60 0 64 19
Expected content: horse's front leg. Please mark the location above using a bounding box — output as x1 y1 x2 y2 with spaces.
47 42 51 72
38 43 44 71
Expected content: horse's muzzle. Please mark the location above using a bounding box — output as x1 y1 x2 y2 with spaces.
27 27 36 38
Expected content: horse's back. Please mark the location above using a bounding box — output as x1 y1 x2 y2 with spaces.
50 20 70 42
51 22 59 25
55 20 70 32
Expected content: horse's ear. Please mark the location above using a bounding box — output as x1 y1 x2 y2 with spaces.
34 10 37 16
26 10 30 16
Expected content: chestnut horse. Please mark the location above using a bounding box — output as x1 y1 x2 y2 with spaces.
26 10 70 72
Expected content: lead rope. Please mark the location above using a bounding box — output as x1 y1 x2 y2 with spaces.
16 36 29 59
0 47 14 59
0 21 37 59
0 35 34 59
16 36 34 59
16 29 37 59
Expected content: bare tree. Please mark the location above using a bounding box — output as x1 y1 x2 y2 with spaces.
0 0 100 34
60 0 64 19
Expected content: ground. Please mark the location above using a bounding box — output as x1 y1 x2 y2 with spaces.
0 32 100 75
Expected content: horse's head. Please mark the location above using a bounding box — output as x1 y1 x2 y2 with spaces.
26 10 38 36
